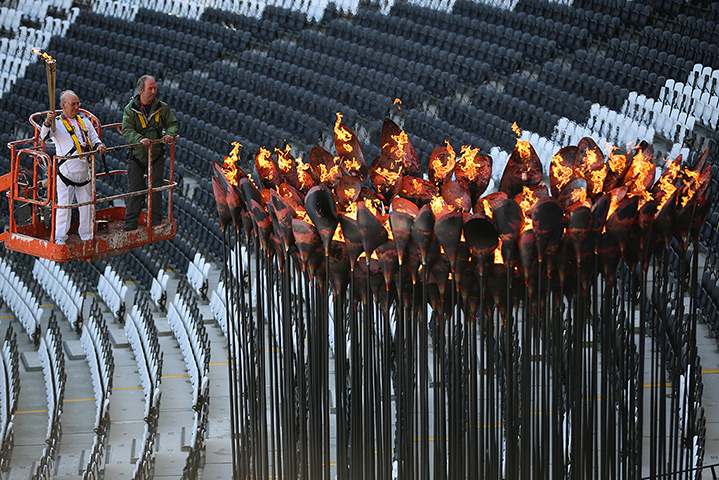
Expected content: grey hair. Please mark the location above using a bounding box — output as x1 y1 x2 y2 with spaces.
59 90 78 104
136 75 155 92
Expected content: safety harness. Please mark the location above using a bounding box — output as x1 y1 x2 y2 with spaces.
57 114 93 187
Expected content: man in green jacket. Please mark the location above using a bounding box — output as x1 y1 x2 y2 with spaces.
122 75 178 230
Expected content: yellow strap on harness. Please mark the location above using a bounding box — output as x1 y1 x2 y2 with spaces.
59 115 93 155
137 110 161 129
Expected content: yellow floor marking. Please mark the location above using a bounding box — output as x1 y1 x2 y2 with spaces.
16 409 49 414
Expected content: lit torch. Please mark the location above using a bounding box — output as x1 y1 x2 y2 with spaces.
32 48 56 131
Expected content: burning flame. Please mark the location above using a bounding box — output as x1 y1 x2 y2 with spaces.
568 188 587 206
393 98 402 110
343 201 358 220
382 215 394 241
391 130 410 157
480 199 493 219
334 112 353 146
31 47 53 62
319 158 341 184
494 239 504 264
518 186 538 233
654 161 680 211
375 166 402 184
223 141 242 186
343 157 362 174
332 224 345 242
625 147 654 198
276 145 293 174
680 168 700 208
512 122 532 160
257 147 273 170
456 144 480 177
588 167 605 195
551 153 573 190
430 196 450 217
608 151 627 174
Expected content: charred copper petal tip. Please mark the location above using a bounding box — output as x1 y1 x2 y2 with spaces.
433 210 463 270
519 228 537 283
211 176 232 232
249 199 272 249
389 210 414 266
463 216 499 271
226 183 244 231
532 197 565 263
278 182 305 207
493 197 523 263
305 185 338 255
566 205 593 266
356 202 388 259
411 204 435 264
238 176 263 207
375 240 399 289
269 190 297 252
606 195 639 253
291 218 321 271
337 213 364 270
328 239 350 295
442 180 472 212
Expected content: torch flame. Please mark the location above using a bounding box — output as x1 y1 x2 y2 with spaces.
608 152 627 174
257 147 273 170
334 112 353 144
275 144 293 174
518 186 538 233
494 239 504 264
481 199 493 219
588 167 605 195
375 166 402 184
457 144 480 177
511 122 532 160
319 158 341 184
393 98 402 110
430 196 449 218
31 47 53 62
343 157 362 174
654 160 680 211
680 168 701 208
551 153 573 191
223 141 242 186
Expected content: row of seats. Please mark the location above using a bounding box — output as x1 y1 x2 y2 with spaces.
135 8 254 53
76 11 224 66
186 252 212 299
32 257 85 333
0 326 20 471
124 296 162 480
97 263 128 321
167 280 210 478
35 311 66 479
80 301 114 479
357 8 556 66
0 254 41 346
263 40 430 107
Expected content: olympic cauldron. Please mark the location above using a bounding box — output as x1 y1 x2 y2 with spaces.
212 115 711 480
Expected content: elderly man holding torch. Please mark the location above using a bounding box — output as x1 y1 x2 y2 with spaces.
41 90 107 245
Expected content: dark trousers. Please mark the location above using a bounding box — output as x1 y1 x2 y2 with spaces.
125 156 165 227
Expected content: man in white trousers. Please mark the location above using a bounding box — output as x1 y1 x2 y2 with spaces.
40 90 107 244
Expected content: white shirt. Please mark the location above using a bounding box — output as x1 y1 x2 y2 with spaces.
40 115 104 181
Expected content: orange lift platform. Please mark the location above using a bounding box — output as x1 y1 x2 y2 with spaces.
0 110 177 262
